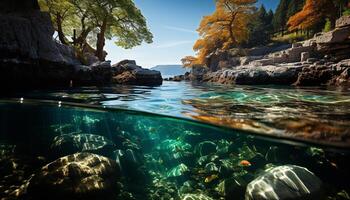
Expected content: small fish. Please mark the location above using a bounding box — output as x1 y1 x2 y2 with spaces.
330 162 338 169
205 174 219 183
239 160 251 167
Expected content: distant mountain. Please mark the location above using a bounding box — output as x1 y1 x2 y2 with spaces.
151 65 190 77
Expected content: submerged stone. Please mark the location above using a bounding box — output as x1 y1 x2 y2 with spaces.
25 153 120 200
181 193 214 200
246 165 323 200
167 163 189 178
205 162 219 173
50 134 116 158
216 178 246 199
197 141 217 157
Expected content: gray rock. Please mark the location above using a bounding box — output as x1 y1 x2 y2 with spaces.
301 52 310 62
315 26 350 44
336 15 350 28
246 165 322 200
25 153 120 200
181 193 214 200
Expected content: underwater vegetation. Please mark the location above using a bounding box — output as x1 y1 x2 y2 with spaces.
0 100 349 200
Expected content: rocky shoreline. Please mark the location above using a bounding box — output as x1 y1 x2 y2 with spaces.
0 1 162 90
168 16 350 87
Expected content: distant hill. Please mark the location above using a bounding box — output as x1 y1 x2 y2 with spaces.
151 65 190 77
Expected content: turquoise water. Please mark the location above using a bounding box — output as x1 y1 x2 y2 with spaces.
0 100 349 199
8 81 350 146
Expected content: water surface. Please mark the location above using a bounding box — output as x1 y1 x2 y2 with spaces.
9 81 350 146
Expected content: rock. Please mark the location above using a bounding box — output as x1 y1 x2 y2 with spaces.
239 56 264 65
113 59 137 68
336 15 350 28
0 0 40 13
245 165 323 200
134 69 163 85
167 163 189 178
301 52 310 62
205 162 219 173
0 5 112 88
190 65 208 81
216 178 246 199
292 43 302 48
181 193 214 200
25 153 121 200
333 68 350 86
197 141 217 157
315 26 350 44
112 60 162 86
50 134 116 158
294 65 334 86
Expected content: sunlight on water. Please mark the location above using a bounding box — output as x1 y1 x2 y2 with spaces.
7 81 350 145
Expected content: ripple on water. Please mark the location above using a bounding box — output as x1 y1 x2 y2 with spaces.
7 81 350 145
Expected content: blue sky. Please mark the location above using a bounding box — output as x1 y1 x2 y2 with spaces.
105 0 279 68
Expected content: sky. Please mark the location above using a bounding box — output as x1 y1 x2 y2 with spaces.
105 0 279 68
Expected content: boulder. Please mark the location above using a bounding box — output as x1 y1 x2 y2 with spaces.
246 165 322 200
112 60 162 86
25 153 121 200
315 26 350 44
336 15 350 28
333 68 350 86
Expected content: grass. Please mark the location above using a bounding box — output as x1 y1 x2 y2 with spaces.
271 32 309 44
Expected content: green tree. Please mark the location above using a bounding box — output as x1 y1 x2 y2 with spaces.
246 5 273 47
39 0 78 45
40 0 153 61
273 0 290 35
323 18 332 32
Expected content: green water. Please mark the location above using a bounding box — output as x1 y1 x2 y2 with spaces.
0 100 349 200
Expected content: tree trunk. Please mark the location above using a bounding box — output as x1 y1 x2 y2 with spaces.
75 27 92 48
96 18 107 61
228 12 238 46
56 14 68 45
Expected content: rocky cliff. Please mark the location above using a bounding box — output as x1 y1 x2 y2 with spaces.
0 0 112 89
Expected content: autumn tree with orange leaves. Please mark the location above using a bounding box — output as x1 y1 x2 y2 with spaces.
182 0 256 67
287 0 349 32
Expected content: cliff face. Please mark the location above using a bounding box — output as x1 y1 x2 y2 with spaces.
0 0 40 13
0 0 112 89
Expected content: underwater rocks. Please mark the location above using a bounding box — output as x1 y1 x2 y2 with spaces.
246 165 323 200
181 193 214 200
25 153 121 200
196 141 217 157
112 60 163 86
50 134 116 158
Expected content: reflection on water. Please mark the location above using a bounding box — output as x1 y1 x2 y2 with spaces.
0 101 349 199
9 81 350 145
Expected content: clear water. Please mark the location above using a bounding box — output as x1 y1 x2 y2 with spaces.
0 99 350 199
8 81 350 146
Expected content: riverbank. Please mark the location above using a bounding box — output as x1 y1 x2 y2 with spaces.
168 16 350 87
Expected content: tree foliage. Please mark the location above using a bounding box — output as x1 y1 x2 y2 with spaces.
287 0 349 32
245 5 274 47
39 0 153 61
182 0 256 67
